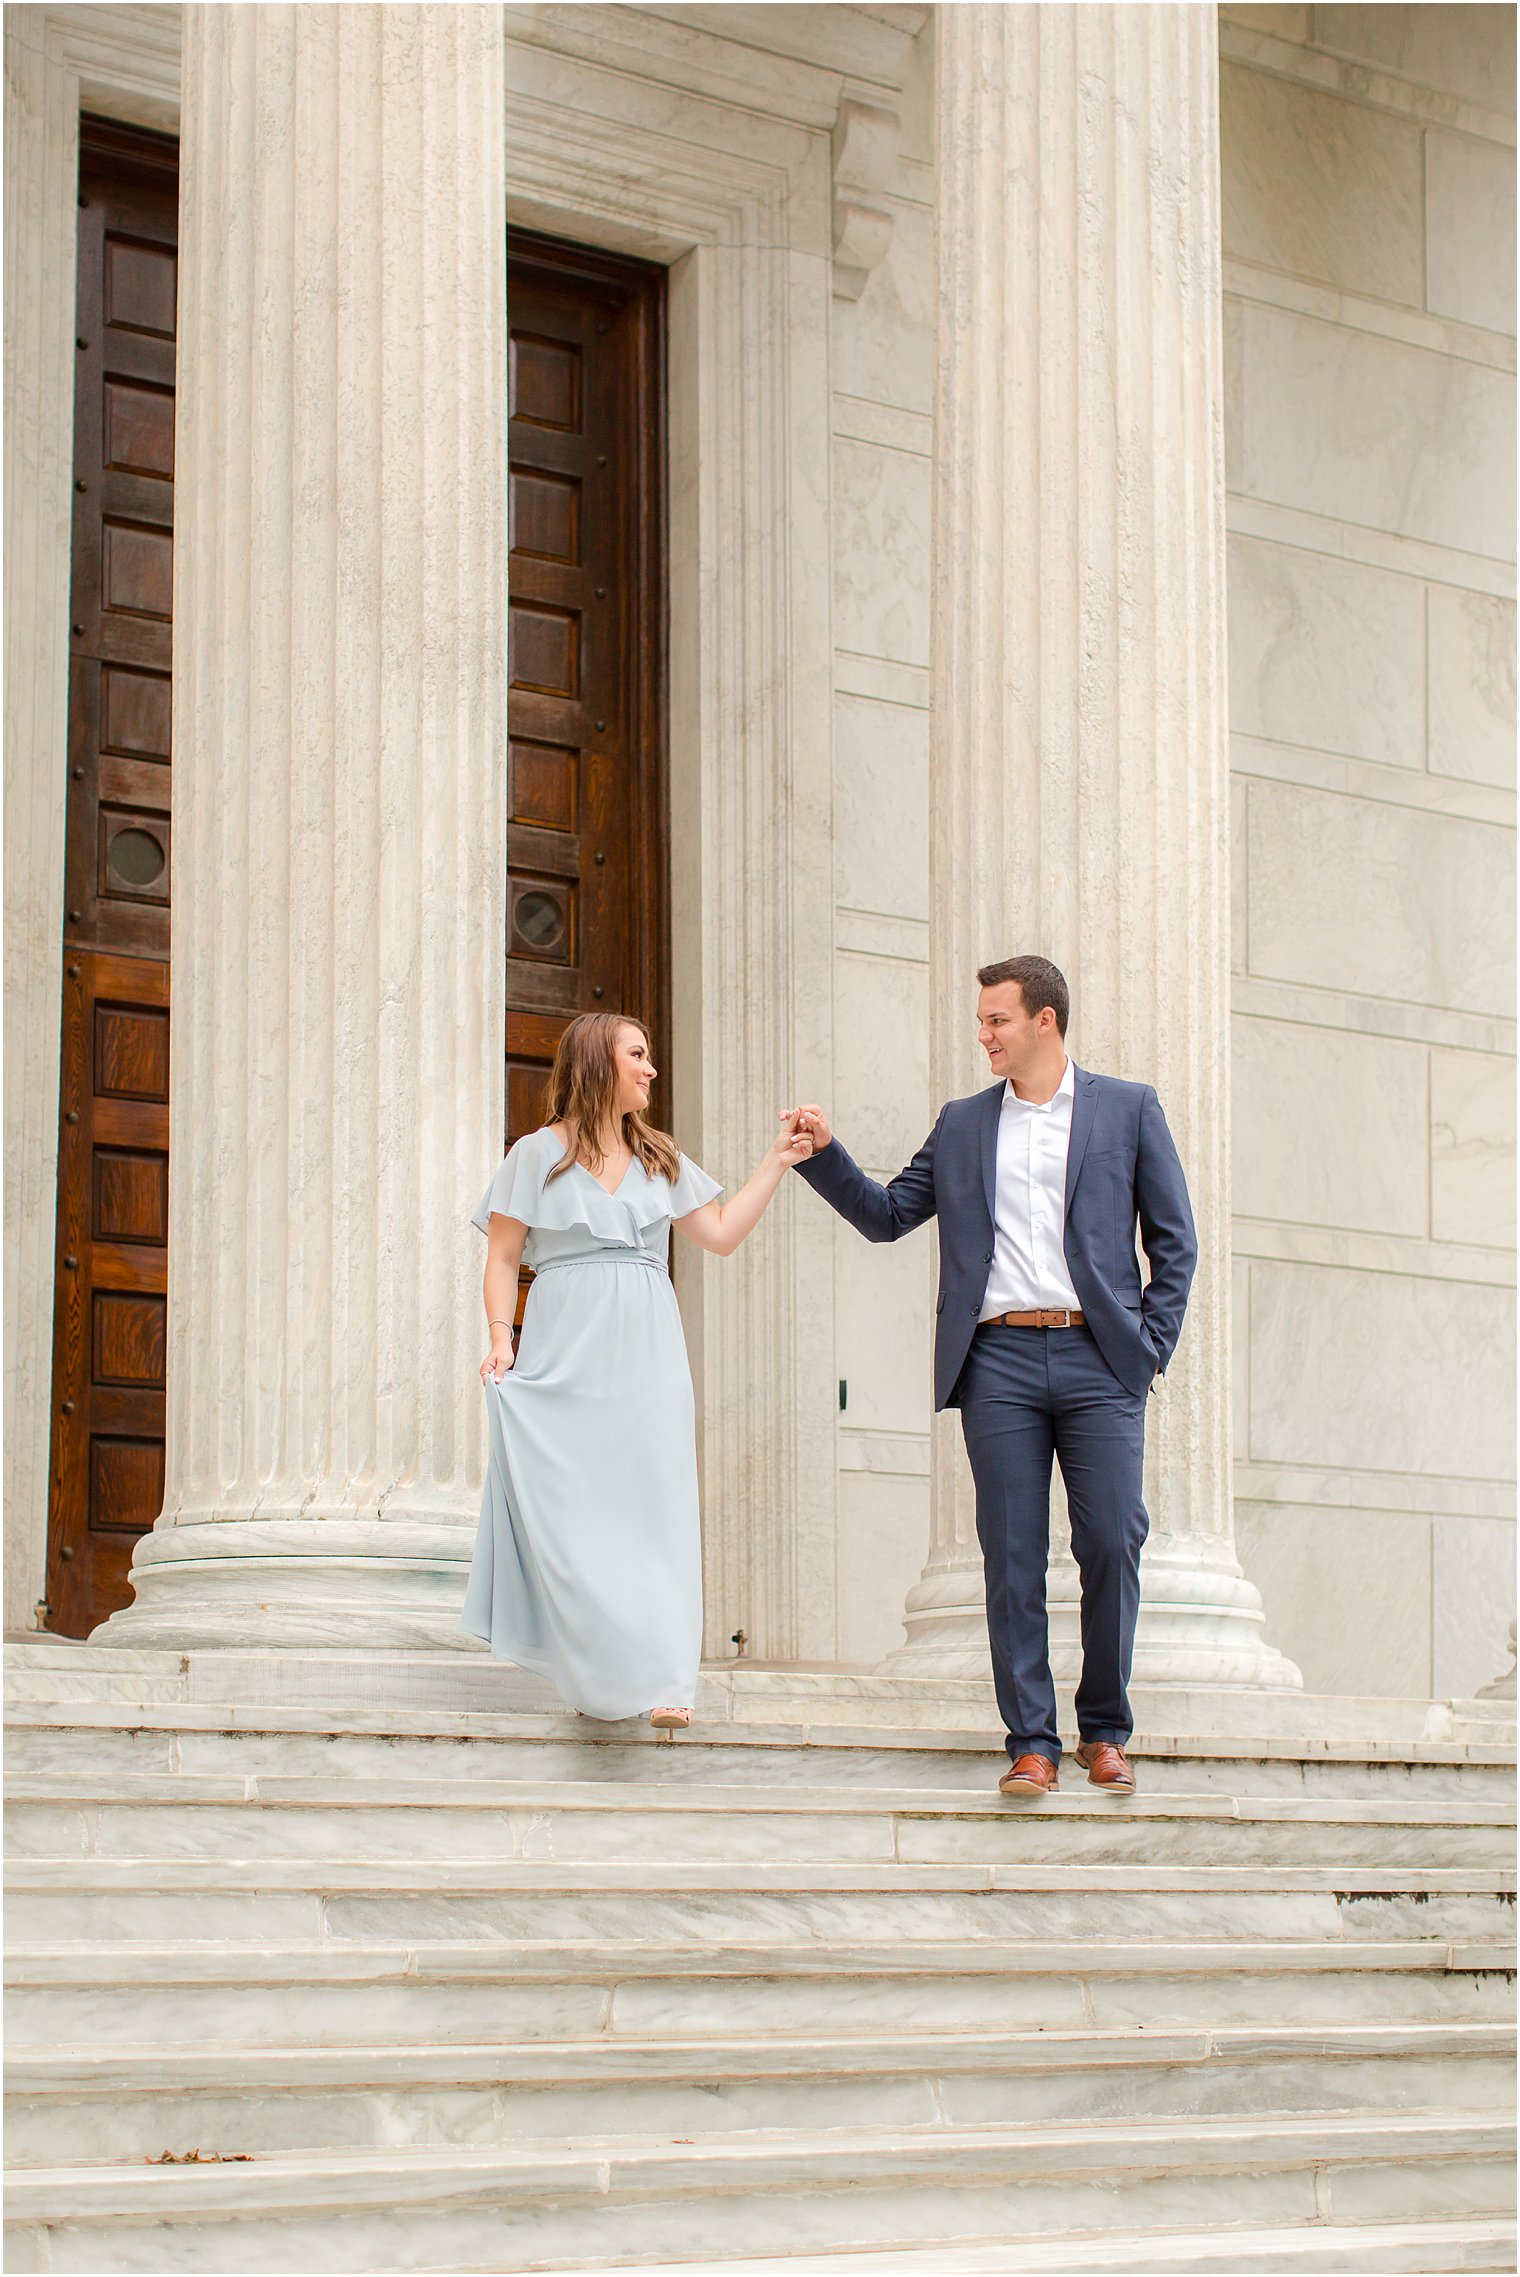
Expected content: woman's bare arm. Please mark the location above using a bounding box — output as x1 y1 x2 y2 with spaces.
674 1117 812 1258
481 1212 529 1382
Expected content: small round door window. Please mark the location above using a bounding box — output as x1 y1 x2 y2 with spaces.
514 889 565 950
108 827 167 888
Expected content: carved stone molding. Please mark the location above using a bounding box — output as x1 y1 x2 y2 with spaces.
830 96 900 300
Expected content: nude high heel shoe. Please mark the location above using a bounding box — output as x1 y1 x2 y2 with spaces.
649 1707 691 1740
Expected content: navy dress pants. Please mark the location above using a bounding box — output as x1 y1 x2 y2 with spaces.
955 1323 1149 1767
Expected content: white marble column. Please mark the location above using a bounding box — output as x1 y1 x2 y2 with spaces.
100 3 508 1648
886 1 1298 1691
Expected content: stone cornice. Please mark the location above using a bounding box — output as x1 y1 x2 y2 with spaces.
508 1 924 130
1220 16 1517 149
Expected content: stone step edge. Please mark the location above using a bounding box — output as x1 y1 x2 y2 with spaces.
13 2218 1520 2277
11 1637 1513 1716
10 1772 1513 1826
679 2215 1520 2276
4 2112 1511 2223
10 1638 1508 1702
6 1686 1512 1766
7 1697 1515 1768
10 1857 1513 1896
7 2020 1514 2096
10 1937 1513 1986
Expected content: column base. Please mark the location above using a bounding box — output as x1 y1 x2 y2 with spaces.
92 1514 476 1653
880 1532 1303 1690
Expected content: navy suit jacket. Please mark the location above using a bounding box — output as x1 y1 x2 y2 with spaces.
795 1067 1198 1409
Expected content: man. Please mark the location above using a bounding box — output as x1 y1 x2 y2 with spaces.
789 956 1196 1798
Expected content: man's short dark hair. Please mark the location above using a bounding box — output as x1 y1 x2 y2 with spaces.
976 955 1069 1037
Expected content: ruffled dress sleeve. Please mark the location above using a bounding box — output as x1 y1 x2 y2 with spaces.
667 1153 723 1219
470 1133 550 1235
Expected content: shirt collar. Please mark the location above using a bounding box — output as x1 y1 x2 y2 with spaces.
1005 1057 1074 1114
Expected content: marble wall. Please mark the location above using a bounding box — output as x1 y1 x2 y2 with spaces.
1220 3 1517 1697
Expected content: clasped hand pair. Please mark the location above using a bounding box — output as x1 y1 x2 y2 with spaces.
779 1103 832 1154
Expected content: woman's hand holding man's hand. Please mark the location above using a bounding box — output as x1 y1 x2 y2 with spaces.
769 1110 815 1174
768 1102 833 1173
786 1103 833 1151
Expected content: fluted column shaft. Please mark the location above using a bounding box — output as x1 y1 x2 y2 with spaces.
103 3 507 1647
889 2 1298 1690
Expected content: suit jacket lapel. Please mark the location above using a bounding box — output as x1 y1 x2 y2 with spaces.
1065 1065 1098 1207
978 1080 1002 1226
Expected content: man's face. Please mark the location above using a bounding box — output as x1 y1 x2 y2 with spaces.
977 982 1049 1080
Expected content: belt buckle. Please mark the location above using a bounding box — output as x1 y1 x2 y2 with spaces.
1038 1308 1064 1328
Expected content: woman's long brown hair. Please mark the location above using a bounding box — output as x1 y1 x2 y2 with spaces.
543 1012 681 1187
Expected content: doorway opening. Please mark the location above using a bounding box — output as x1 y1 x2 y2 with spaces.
44 116 179 1638
505 230 668 1312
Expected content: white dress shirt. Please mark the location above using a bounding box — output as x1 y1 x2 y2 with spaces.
979 1057 1084 1320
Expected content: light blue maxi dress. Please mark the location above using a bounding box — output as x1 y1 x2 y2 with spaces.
459 1126 722 1719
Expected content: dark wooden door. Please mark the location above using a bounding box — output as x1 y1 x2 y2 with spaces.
505 234 667 1214
45 118 178 1636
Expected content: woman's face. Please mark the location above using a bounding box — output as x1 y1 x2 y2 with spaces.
612 1024 657 1119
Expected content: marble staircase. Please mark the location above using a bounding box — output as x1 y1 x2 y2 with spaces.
4 1640 1516 2274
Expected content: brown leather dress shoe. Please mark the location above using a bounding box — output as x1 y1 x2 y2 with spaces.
1074 1740 1136 1791
998 1753 1059 1796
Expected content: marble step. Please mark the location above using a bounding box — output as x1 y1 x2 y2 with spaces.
8 1936 1512 2047
3 1648 191 1710
4 2113 1513 2274
8 2021 1514 2165
695 2215 1520 2273
9 1855 1512 1948
7 1772 1512 1870
7 1701 1512 1801
8 1640 1515 1754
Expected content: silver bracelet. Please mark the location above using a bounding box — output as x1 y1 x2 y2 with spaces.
488 1319 513 1330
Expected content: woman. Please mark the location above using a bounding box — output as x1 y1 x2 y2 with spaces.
461 1010 812 1733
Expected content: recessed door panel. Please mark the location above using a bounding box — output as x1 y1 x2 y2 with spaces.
504 234 668 1320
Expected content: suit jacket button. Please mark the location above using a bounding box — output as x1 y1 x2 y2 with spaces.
969 1302 979 1315
983 1251 993 1264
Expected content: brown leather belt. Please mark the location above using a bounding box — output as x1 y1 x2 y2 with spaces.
983 1308 1085 1329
